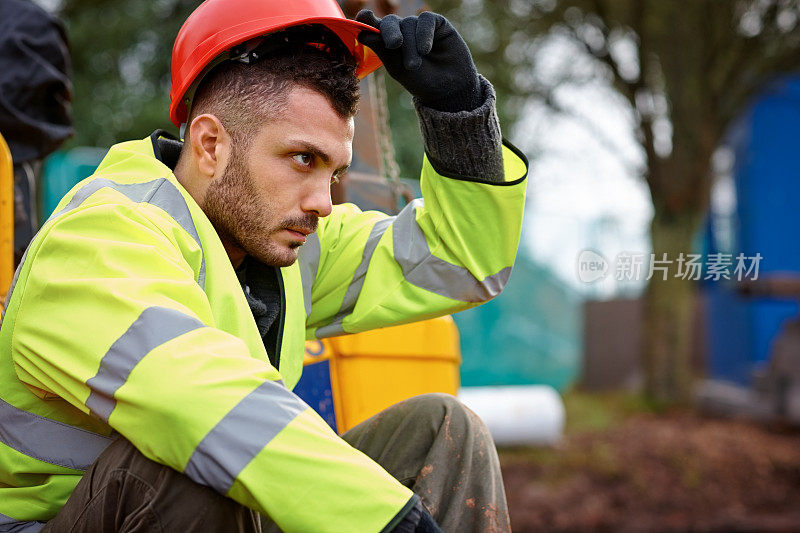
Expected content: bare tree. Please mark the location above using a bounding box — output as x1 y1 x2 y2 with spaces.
435 0 800 404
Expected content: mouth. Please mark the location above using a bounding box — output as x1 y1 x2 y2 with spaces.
284 227 313 243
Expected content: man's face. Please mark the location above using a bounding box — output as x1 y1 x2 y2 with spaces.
203 86 354 267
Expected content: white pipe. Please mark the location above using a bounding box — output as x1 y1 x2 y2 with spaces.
457 385 565 446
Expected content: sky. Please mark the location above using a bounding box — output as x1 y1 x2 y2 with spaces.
511 34 654 299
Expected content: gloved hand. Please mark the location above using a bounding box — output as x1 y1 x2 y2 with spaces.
414 506 442 533
390 499 443 533
356 10 481 113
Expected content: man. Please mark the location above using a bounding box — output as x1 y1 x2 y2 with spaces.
0 0 528 531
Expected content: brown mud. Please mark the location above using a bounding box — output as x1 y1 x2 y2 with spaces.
501 412 800 532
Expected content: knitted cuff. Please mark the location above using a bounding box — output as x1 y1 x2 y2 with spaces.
414 76 504 183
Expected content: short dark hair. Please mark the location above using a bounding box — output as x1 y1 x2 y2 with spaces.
187 28 360 147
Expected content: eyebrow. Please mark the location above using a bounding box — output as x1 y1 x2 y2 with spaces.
290 139 350 173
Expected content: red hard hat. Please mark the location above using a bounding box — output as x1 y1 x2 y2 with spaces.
169 0 382 127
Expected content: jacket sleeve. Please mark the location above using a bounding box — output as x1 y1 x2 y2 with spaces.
9 202 413 532
304 142 528 339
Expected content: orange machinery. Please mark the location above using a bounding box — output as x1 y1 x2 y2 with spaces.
0 133 13 311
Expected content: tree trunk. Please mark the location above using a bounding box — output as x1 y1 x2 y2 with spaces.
642 207 702 405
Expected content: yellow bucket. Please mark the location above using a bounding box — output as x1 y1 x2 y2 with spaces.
296 316 460 434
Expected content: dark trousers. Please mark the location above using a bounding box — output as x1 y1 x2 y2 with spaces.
43 393 510 532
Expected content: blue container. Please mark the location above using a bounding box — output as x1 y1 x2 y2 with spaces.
705 76 800 384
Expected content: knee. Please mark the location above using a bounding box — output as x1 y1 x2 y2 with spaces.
402 393 485 439
402 392 461 418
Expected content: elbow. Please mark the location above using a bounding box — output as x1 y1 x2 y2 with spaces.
406 257 512 304
468 266 512 304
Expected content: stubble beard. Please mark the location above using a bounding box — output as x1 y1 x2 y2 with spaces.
203 150 317 268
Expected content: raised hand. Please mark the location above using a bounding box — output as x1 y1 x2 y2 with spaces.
356 10 481 113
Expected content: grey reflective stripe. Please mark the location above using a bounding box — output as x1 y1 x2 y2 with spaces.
51 177 206 289
0 397 113 471
0 513 45 533
338 218 393 318
315 218 392 338
85 306 205 421
184 379 307 493
392 199 511 303
297 232 321 318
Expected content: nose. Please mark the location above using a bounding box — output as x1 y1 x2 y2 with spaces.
301 178 333 218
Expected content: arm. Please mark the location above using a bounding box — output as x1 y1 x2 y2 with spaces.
9 202 413 532
304 12 528 338
306 141 526 338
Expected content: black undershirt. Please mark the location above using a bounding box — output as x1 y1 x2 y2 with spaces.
236 257 282 367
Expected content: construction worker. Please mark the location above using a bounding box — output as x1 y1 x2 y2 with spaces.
0 1 528 531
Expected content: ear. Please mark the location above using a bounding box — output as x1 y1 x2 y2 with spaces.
188 114 231 180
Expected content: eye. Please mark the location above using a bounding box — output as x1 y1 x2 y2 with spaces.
292 153 312 167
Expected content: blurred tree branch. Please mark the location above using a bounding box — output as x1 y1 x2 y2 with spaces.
452 0 800 404
59 0 200 147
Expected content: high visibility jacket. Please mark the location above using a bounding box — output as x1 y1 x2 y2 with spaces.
0 132 528 532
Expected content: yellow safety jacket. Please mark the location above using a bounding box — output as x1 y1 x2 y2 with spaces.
0 132 528 532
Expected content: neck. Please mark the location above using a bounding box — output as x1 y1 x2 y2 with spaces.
224 241 247 269
174 150 245 268
173 152 201 205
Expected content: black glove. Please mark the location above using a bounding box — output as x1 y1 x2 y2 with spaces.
356 10 481 113
390 499 443 533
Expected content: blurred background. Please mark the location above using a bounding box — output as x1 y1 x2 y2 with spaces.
10 0 800 530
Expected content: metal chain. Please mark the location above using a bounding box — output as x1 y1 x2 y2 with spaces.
369 69 402 209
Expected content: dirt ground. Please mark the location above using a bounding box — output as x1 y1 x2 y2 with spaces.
500 401 800 532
